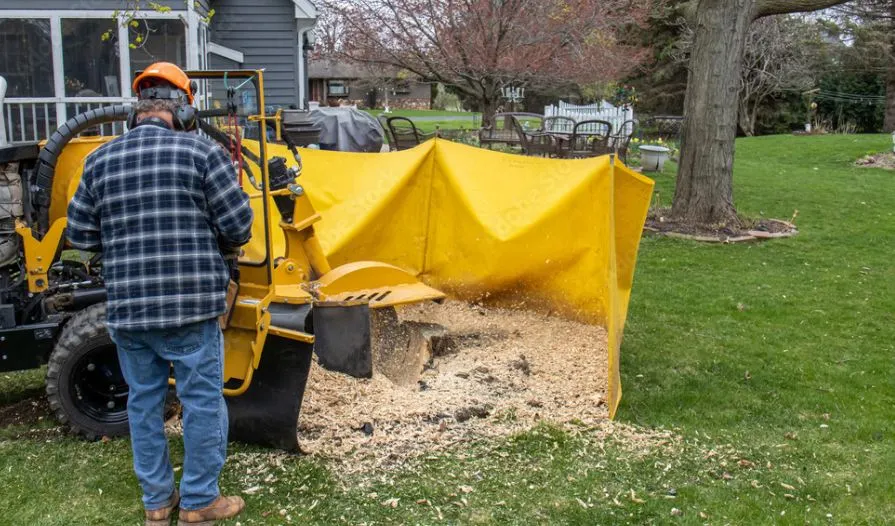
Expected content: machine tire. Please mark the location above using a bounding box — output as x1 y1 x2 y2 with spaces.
46 303 130 440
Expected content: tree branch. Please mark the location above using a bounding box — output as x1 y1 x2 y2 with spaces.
755 0 852 18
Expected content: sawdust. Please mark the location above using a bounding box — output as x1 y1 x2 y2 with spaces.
298 300 610 468
855 151 895 170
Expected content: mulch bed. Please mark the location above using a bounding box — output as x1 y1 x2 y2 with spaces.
645 208 798 243
855 152 895 170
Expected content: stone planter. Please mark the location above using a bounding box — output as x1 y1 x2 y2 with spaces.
638 144 671 172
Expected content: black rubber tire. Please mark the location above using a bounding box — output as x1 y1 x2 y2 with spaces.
46 303 131 440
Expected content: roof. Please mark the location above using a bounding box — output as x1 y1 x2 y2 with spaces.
208 0 317 19
309 59 401 80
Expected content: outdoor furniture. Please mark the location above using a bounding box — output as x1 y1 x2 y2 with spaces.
510 115 557 157
639 144 672 172
543 115 576 135
378 114 396 151
609 119 636 163
562 120 613 158
386 116 435 151
478 112 544 148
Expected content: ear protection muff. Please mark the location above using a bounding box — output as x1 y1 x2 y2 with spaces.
173 104 197 132
128 83 198 132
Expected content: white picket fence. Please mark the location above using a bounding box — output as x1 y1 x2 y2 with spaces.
544 100 635 136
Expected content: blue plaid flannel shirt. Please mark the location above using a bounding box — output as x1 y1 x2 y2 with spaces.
67 118 253 330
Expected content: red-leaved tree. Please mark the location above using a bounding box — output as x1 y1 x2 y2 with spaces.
317 0 652 124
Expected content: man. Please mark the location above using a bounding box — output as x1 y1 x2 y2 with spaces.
67 62 253 525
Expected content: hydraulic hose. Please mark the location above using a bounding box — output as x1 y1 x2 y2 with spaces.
34 105 132 236
33 106 261 236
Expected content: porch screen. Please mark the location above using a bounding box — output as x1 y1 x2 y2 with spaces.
0 19 53 97
129 19 188 75
61 19 120 98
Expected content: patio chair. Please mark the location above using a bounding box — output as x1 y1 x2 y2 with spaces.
510 115 558 157
479 112 543 149
562 120 613 159
543 116 576 135
387 116 435 151
609 119 636 163
378 114 396 151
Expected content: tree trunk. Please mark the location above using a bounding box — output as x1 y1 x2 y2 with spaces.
480 96 498 128
672 0 756 225
884 0 895 133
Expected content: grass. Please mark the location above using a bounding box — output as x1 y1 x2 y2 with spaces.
364 109 479 119
2 134 894 524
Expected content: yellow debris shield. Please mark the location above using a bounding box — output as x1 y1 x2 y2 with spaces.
50 138 653 418
289 139 653 418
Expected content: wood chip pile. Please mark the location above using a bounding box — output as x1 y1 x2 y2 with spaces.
299 300 609 467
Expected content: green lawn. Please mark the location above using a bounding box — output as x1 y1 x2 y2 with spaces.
1 134 893 524
365 109 479 119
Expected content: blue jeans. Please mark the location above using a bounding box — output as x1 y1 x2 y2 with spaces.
109 318 228 511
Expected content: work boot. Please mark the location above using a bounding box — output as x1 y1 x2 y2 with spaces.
177 496 245 525
145 489 180 526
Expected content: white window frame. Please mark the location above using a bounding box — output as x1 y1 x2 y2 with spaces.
327 80 349 97
1 9 196 125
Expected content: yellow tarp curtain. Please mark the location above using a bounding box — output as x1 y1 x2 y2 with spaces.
50 138 653 418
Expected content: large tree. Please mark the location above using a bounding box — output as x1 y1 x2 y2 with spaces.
671 0 853 226
316 0 650 124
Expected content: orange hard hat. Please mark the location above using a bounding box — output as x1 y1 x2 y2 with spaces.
132 62 193 103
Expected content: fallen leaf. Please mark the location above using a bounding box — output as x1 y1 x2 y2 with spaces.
381 498 400 508
671 507 682 516
738 459 755 469
784 494 795 499
243 486 262 495
699 511 708 519
722 472 733 480
576 497 588 509
416 499 430 506
784 432 798 440
629 489 644 504
781 483 796 491
459 485 474 494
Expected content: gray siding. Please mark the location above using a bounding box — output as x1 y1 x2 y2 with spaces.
209 0 300 108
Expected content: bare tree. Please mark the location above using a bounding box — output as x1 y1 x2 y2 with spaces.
316 0 652 125
671 0 853 226
675 15 819 136
738 17 817 135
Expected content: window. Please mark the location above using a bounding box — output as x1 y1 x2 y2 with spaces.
327 80 349 97
393 80 411 95
0 19 54 97
129 19 187 75
62 19 120 97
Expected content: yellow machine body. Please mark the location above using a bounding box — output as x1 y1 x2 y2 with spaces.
18 71 444 449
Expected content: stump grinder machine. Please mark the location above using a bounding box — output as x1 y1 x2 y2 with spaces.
0 70 444 450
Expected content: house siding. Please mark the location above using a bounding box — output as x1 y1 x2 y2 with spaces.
209 0 304 108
